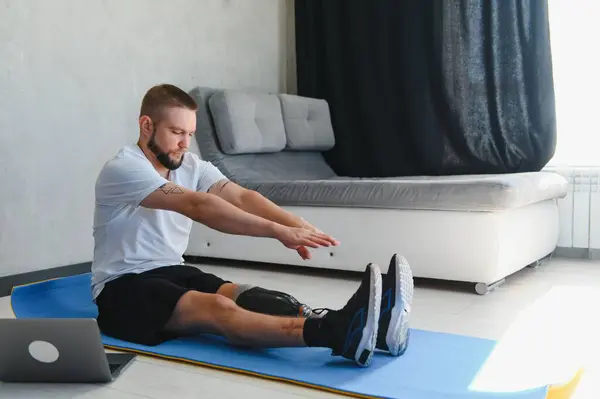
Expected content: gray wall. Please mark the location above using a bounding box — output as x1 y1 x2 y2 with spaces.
0 0 297 277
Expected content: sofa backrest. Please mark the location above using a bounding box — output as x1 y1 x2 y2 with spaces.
189 86 338 182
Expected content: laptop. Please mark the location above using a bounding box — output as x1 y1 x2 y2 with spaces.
0 318 137 383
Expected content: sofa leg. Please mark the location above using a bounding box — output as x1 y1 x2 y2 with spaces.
527 253 553 269
474 279 505 295
527 260 542 269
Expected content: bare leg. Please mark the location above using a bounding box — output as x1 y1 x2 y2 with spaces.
164 290 307 347
162 263 385 368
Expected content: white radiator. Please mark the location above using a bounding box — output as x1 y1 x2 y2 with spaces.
547 167 600 257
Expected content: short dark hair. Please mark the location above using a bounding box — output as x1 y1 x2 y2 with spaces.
139 84 197 122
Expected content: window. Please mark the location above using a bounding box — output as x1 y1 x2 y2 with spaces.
546 0 600 167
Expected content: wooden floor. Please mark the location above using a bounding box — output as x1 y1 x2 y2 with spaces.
1 257 599 398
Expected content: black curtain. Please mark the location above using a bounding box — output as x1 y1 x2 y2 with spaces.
295 0 556 177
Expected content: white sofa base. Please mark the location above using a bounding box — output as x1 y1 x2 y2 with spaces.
186 199 560 294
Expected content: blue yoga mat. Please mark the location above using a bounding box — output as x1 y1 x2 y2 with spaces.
11 273 555 399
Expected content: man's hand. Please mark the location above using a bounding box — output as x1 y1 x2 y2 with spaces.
293 218 337 258
209 181 340 259
298 217 325 235
273 225 338 260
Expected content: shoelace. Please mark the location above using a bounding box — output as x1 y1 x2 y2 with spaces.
307 307 331 318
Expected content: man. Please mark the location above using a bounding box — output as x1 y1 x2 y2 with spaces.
91 84 413 367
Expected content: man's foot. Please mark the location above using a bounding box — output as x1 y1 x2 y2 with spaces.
376 254 414 356
320 263 382 367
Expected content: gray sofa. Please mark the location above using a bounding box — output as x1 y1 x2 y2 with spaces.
185 86 568 294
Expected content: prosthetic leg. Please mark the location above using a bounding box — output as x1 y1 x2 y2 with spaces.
232 285 314 318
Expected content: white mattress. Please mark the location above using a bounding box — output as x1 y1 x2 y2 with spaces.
240 171 568 212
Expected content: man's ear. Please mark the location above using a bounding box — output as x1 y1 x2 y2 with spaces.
139 115 154 137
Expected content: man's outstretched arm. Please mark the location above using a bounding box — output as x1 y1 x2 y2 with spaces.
140 182 333 251
208 180 334 241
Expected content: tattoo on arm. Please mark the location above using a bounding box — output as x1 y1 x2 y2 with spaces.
158 183 184 194
216 180 231 192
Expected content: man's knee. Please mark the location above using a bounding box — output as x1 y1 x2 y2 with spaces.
205 295 250 344
209 294 239 322
214 282 236 299
171 291 239 328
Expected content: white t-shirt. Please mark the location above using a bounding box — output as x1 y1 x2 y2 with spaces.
90 144 227 300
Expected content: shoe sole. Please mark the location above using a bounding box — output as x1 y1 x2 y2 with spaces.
354 264 382 367
385 255 414 356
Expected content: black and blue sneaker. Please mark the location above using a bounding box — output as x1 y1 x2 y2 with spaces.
376 254 414 356
312 263 382 367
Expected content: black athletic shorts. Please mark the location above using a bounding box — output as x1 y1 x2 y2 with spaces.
96 265 231 346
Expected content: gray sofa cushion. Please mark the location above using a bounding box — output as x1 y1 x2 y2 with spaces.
238 172 569 212
189 87 337 182
278 94 335 151
208 90 286 155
